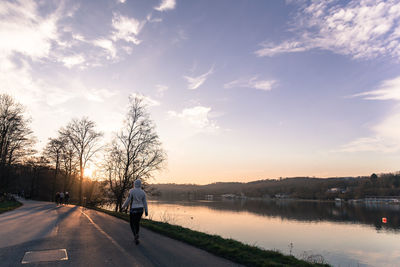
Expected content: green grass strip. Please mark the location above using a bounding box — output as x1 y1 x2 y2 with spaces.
0 200 22 214
90 206 330 267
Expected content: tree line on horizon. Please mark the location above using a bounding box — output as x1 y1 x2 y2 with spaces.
152 174 400 200
0 94 166 211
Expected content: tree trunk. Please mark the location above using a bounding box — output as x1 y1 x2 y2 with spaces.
52 155 59 201
79 159 83 205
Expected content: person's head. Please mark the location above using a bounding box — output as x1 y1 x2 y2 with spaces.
134 179 142 188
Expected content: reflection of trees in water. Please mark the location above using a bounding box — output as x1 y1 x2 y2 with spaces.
151 198 400 232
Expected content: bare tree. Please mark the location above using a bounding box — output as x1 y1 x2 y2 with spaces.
60 137 78 192
24 156 49 199
44 137 65 201
0 94 35 189
60 117 102 204
103 97 166 212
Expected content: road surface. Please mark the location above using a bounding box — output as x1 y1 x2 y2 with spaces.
0 199 241 266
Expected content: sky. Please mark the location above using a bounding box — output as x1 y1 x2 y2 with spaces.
1 0 400 184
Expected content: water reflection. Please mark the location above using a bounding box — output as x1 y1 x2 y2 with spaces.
150 198 400 232
147 198 400 267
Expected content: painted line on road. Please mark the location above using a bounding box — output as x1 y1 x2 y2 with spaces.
21 249 68 264
80 208 139 266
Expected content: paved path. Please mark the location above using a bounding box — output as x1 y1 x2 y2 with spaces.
0 199 241 266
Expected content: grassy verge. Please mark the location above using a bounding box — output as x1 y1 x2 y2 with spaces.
90 206 329 267
0 199 22 214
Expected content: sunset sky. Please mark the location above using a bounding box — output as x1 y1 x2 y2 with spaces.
1 0 400 184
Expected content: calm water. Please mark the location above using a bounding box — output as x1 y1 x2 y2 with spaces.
146 198 400 267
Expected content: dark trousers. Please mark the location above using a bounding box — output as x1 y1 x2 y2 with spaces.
129 208 143 238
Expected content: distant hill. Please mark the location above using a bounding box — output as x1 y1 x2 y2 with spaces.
150 174 400 200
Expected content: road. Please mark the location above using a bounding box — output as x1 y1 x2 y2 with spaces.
0 199 241 266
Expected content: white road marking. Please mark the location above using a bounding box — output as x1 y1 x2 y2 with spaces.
21 249 68 264
80 208 139 266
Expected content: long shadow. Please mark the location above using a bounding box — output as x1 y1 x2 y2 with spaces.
136 243 164 266
0 204 59 223
0 205 82 267
54 205 79 225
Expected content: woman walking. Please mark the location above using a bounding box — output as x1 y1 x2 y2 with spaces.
122 179 148 244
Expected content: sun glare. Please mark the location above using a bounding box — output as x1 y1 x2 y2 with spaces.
85 166 95 178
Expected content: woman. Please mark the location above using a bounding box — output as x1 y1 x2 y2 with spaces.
122 179 148 244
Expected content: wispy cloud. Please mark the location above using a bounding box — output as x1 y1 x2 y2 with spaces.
352 76 400 100
0 0 61 61
90 13 145 60
0 0 141 68
340 76 400 153
85 88 116 103
168 106 219 132
93 39 117 59
130 93 160 107
338 137 396 153
184 67 214 90
156 84 168 97
111 13 144 45
146 14 163 23
256 1 400 60
154 0 176 12
60 54 85 68
224 76 276 91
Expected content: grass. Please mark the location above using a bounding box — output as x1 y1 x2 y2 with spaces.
90 206 330 267
0 199 22 214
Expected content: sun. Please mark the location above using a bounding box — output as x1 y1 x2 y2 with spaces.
84 165 95 178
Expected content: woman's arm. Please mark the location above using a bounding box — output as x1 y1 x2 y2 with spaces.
143 193 148 216
122 190 131 210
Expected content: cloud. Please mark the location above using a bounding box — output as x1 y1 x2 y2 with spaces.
0 0 61 60
184 67 214 90
130 93 160 107
256 1 400 60
224 76 276 91
154 0 176 12
338 137 396 153
156 84 168 97
60 54 85 68
338 110 400 153
111 13 144 45
90 13 145 60
340 76 400 153
93 38 117 59
72 33 85 42
146 14 163 23
84 88 116 103
255 41 310 57
0 58 47 106
352 76 400 100
168 106 219 132
0 1 151 69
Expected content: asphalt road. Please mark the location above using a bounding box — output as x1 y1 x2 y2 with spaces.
0 199 241 266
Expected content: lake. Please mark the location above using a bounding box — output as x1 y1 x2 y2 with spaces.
146 198 400 267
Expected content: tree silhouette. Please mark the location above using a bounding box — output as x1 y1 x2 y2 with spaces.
44 137 65 201
0 94 35 190
102 96 166 211
60 117 102 205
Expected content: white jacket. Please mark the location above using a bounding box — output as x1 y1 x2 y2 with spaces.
122 179 148 214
